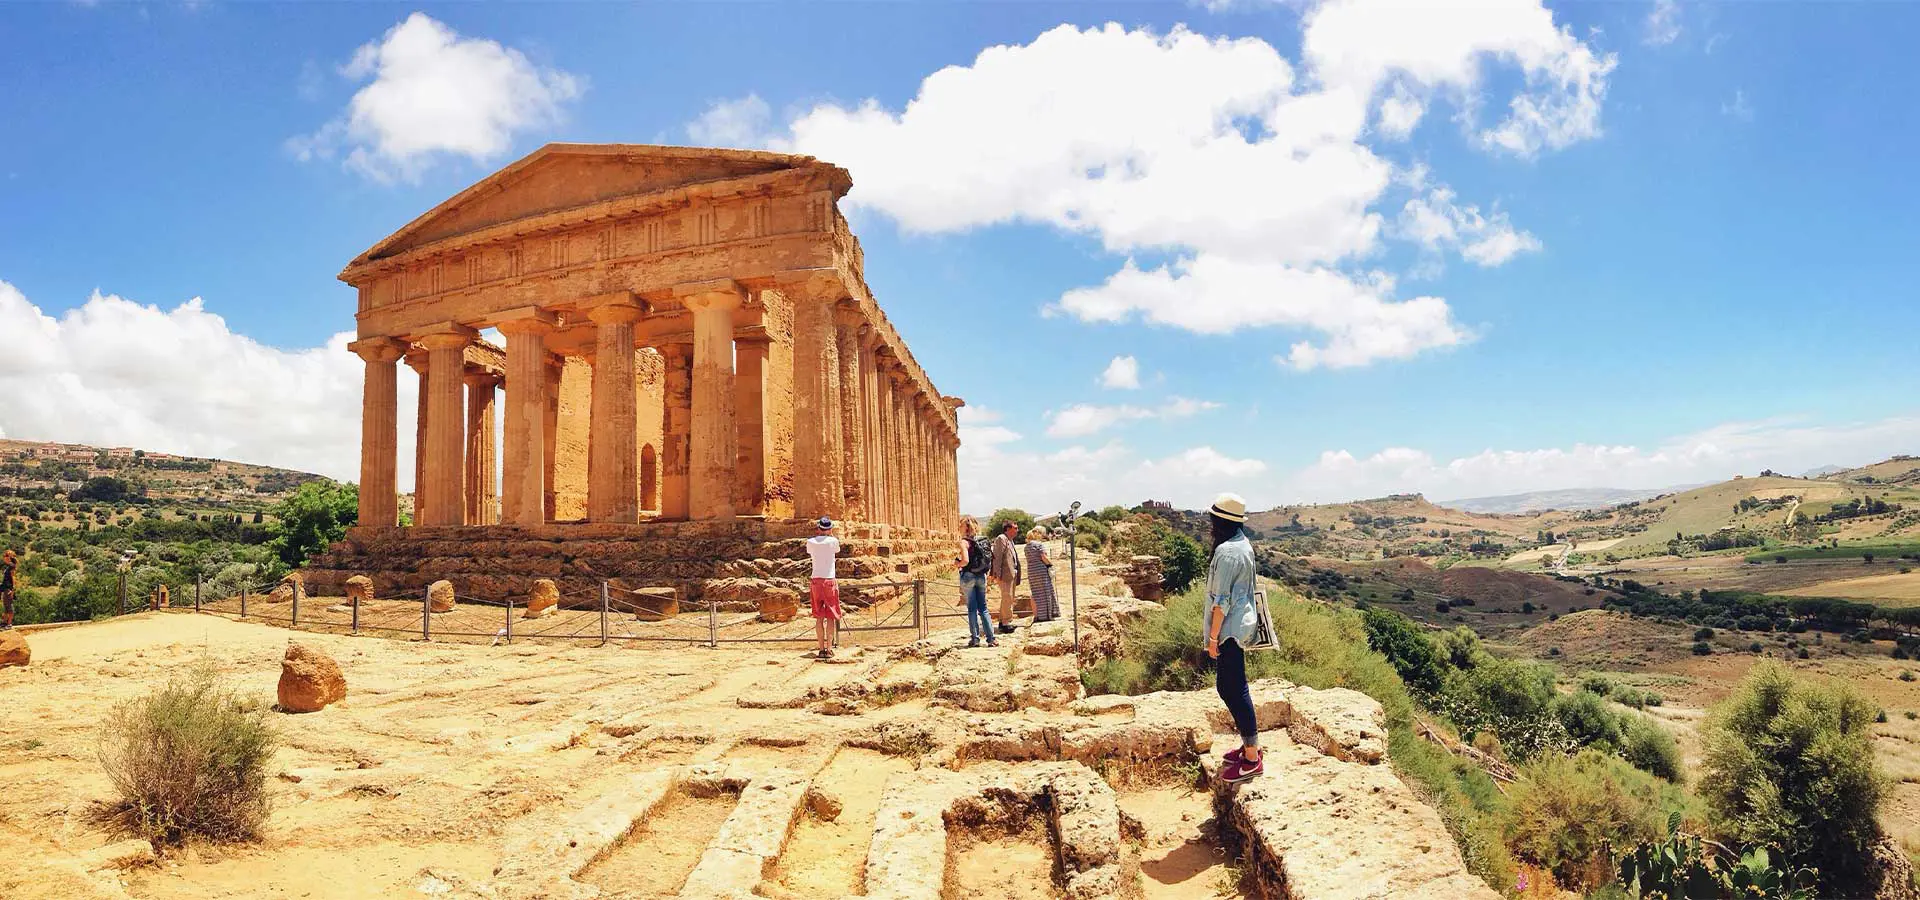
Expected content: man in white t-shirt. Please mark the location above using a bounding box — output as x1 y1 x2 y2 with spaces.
806 516 842 660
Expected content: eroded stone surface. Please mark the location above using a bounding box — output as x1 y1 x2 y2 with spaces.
428 579 456 614
0 630 28 667
524 578 559 619
344 575 374 607
277 641 346 713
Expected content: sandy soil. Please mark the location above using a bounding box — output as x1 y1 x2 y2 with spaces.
1123 783 1233 899
946 824 1060 900
768 748 916 897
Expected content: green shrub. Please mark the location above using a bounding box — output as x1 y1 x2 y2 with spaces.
1439 654 1568 762
1698 663 1884 895
1612 685 1651 709
1580 673 1615 697
1619 813 1819 900
1505 750 1683 892
1554 690 1623 750
1693 641 1712 656
1362 607 1447 698
97 665 277 844
1619 713 1684 782
1695 627 1716 640
1902 670 1916 683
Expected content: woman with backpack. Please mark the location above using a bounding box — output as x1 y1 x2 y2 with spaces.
955 517 997 648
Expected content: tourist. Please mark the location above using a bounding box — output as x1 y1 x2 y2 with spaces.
1204 492 1262 783
1024 526 1059 624
0 549 14 630
990 521 1022 634
956 517 997 648
806 516 842 660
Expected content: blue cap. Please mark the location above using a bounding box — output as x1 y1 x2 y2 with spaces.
816 516 833 529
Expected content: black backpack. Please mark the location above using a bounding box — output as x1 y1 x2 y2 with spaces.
963 536 993 575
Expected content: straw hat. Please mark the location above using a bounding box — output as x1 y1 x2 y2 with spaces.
1208 492 1248 523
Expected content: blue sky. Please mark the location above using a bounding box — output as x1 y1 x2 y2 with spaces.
1 1 1916 514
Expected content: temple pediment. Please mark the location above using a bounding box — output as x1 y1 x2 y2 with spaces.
351 143 835 268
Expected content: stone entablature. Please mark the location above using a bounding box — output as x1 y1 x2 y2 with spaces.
342 143 961 534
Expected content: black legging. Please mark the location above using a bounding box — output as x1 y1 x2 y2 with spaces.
1215 638 1258 746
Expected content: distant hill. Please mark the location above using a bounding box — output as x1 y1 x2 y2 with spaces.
1439 487 1675 515
1819 456 1920 486
0 437 324 507
1802 464 1848 478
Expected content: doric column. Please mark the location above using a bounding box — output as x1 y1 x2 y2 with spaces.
349 337 406 528
408 356 428 524
860 330 885 528
543 356 562 522
874 356 898 527
891 376 913 529
661 342 693 520
587 301 644 523
834 306 869 522
912 399 929 530
496 313 553 526
679 282 744 521
463 371 500 525
782 272 844 520
418 326 476 527
734 335 769 516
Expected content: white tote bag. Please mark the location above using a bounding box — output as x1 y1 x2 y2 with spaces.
1243 581 1279 653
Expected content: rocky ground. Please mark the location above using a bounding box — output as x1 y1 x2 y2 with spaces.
0 573 1489 899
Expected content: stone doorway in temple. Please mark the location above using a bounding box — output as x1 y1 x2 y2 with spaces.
640 443 659 513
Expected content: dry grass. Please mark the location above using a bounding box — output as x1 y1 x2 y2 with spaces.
94 663 277 845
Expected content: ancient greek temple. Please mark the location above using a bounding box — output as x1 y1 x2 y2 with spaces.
341 144 961 535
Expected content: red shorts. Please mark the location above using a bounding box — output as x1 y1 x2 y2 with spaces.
809 578 841 620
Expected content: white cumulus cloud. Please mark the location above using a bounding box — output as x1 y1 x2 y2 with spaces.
1644 0 1682 47
700 8 1608 370
1398 186 1542 268
1046 396 1221 439
0 280 393 483
290 12 583 183
1099 355 1141 390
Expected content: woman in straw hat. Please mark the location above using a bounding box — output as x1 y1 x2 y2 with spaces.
1204 492 1262 783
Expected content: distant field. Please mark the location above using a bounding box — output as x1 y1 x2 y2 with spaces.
1779 570 1920 605
1744 541 1920 563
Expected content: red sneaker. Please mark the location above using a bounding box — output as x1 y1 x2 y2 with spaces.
1223 746 1246 766
1220 755 1264 784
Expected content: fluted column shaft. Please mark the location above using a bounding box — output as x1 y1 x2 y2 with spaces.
587 304 643 523
791 285 844 519
463 373 500 525
661 343 693 520
860 332 885 528
419 329 474 527
685 290 741 521
350 338 405 528
734 337 769 515
498 318 551 526
834 310 869 522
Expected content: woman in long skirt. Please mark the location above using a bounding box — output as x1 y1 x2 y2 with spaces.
1024 526 1060 623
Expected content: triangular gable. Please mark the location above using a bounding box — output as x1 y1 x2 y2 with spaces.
352 143 818 266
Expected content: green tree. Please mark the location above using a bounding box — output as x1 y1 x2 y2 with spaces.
267 481 358 567
75 476 136 504
1362 607 1447 697
984 508 1036 542
1698 663 1883 895
1161 530 1203 594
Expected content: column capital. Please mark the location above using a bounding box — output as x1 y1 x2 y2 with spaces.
773 267 850 301
348 336 406 364
577 290 647 316
462 370 503 389
494 307 557 335
673 279 747 309
415 323 478 351
586 301 646 326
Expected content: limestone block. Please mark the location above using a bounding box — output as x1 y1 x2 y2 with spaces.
428 579 455 614
268 571 305 604
756 591 794 621
277 642 346 713
0 630 29 667
524 579 559 619
344 575 373 607
629 587 678 621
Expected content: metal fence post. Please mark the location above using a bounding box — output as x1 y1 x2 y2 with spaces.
914 579 926 640
291 584 300 628
708 596 717 648
505 595 513 644
1068 524 1080 653
241 583 248 619
194 574 202 614
599 581 610 646
351 594 360 633
422 587 431 642
118 572 126 617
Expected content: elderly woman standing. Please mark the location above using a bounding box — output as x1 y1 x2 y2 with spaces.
1023 527 1060 623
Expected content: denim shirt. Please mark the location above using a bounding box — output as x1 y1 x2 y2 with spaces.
1204 532 1259 647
